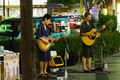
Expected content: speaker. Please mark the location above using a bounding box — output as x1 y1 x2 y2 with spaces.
49 56 64 67
9 37 19 52
67 51 78 66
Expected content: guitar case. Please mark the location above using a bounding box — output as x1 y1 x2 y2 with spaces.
63 51 79 66
58 21 79 66
67 51 79 66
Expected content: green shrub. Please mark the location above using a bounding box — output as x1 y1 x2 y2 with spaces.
0 32 120 62
51 36 82 57
96 14 117 33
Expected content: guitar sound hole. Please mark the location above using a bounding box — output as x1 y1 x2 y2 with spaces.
88 36 95 40
92 36 95 39
48 39 51 43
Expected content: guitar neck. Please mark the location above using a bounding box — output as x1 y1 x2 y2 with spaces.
98 22 108 31
53 36 61 41
104 19 113 26
97 27 103 32
52 32 68 41
98 19 112 32
104 21 110 26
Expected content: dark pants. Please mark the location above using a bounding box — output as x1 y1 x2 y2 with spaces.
83 44 94 58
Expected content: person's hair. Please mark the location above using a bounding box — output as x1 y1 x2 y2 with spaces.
43 13 51 21
84 12 91 18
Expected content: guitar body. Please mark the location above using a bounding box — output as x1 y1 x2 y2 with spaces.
37 35 54 52
82 28 99 46
81 19 113 46
37 32 68 52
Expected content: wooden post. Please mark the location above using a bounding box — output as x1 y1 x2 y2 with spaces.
20 0 36 80
0 16 2 21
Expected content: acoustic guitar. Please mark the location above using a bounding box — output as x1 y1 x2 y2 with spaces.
81 19 113 46
37 33 68 52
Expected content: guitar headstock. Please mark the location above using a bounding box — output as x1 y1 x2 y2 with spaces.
107 19 113 23
105 19 113 26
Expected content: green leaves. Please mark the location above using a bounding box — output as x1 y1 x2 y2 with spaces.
96 14 118 33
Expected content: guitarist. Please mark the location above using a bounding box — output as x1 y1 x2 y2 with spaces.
36 14 59 77
80 12 105 72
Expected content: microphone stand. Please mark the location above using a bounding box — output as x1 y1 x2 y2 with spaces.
59 21 70 79
93 23 106 71
58 21 70 53
99 33 106 71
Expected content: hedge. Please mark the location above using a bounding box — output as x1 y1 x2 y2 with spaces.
95 14 118 33
0 31 120 60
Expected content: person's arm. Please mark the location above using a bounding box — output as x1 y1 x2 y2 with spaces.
92 23 105 32
39 37 49 44
80 33 95 37
36 25 49 44
99 25 106 32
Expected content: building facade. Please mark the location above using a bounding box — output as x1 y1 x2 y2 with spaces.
0 0 47 17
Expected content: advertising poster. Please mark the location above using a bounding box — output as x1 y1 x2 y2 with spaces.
4 55 20 80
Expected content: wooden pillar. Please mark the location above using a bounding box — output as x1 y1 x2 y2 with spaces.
106 0 109 14
20 0 36 80
107 0 112 15
100 3 103 14
0 16 2 21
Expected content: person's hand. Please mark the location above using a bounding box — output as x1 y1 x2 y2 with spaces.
88 33 95 37
44 39 49 44
55 37 59 41
102 25 106 30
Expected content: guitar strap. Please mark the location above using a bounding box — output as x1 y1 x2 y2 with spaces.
93 23 101 35
93 23 98 30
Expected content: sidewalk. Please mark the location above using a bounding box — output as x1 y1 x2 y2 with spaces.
38 52 120 80
21 52 120 80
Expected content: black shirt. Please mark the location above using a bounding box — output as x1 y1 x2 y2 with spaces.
80 21 97 47
80 21 95 34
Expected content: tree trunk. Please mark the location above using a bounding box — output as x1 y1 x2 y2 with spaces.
20 0 36 80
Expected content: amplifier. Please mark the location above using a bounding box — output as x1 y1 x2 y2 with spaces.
49 56 64 67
